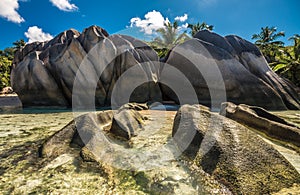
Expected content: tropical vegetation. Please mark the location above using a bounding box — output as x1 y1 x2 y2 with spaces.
187 22 214 37
252 27 300 87
0 39 25 90
150 21 190 58
252 26 285 63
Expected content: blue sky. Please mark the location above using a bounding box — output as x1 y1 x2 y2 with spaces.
0 0 299 49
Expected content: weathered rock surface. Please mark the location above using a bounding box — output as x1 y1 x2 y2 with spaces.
41 103 146 158
0 94 22 112
41 110 113 158
162 30 300 110
172 104 300 194
11 52 68 107
12 27 300 110
220 102 300 147
12 25 161 107
118 102 149 111
40 106 232 194
110 108 145 140
40 103 300 194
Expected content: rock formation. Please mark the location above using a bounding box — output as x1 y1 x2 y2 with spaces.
11 26 161 107
40 104 300 194
162 30 300 110
220 102 300 147
0 87 22 112
110 108 145 140
0 94 22 112
41 110 113 158
11 26 300 110
172 104 300 194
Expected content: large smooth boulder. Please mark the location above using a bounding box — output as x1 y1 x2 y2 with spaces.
12 25 161 107
162 30 300 110
220 102 300 147
11 52 68 106
172 104 300 194
12 27 300 110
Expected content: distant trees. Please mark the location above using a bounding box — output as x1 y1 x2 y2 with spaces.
289 34 300 60
271 34 300 87
13 39 26 50
252 27 300 87
187 22 214 37
0 56 12 90
0 39 26 90
252 26 285 62
150 20 214 58
150 21 190 58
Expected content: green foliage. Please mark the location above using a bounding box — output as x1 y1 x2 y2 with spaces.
252 26 285 62
269 36 300 87
253 27 300 87
13 39 26 50
188 22 214 37
0 56 12 90
150 21 214 58
0 39 25 90
150 21 190 58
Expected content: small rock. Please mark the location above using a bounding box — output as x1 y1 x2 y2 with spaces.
0 87 13 94
110 108 145 140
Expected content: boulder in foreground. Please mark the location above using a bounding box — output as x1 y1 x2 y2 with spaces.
172 104 300 194
220 102 300 147
41 103 300 194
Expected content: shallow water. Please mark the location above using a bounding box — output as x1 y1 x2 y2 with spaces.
0 111 74 150
0 108 226 194
0 109 299 194
269 111 300 173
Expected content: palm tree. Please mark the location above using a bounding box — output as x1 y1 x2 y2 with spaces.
252 26 285 62
13 39 26 49
151 21 190 58
272 34 300 87
188 22 214 37
288 34 300 60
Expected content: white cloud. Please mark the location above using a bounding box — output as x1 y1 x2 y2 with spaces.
49 0 78 12
175 14 188 22
129 11 190 35
25 26 53 43
0 0 25 23
130 10 168 35
179 23 189 31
